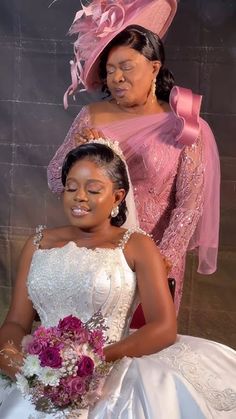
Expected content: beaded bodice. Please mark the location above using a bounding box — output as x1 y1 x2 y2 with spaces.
27 230 139 342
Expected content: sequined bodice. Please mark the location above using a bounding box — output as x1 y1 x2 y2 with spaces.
27 242 137 342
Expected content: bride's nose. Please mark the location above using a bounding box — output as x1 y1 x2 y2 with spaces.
73 188 88 202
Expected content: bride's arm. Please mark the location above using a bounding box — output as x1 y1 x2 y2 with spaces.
0 237 36 379
104 234 177 362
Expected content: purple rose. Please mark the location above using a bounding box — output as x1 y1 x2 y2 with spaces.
77 356 94 377
39 347 62 368
66 377 86 398
58 315 84 334
28 339 48 355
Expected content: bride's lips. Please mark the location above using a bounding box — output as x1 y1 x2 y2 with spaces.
71 206 91 217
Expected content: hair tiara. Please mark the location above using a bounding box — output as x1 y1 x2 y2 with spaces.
88 137 126 162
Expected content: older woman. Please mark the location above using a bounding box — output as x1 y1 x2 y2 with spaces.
47 1 220 322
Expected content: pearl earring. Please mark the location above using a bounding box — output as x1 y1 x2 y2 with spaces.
111 206 119 218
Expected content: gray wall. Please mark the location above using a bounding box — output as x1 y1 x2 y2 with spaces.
0 0 236 347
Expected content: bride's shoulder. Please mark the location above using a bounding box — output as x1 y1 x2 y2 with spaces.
121 228 155 251
31 226 71 250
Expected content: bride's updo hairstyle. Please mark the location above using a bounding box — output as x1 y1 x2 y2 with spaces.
61 143 129 227
99 24 175 103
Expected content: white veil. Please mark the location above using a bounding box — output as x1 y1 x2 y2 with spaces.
123 167 139 229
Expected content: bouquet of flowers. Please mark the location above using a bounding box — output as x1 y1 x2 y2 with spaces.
15 314 111 414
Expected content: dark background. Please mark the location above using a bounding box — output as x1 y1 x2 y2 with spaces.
0 0 236 347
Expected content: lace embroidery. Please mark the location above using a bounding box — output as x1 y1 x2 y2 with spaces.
159 136 204 261
157 342 236 412
157 136 204 310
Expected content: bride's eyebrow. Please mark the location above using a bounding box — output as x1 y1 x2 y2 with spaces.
86 179 105 186
66 178 105 185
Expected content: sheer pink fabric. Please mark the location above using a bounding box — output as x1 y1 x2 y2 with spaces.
47 92 220 312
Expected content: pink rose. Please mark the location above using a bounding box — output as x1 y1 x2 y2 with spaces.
66 377 86 398
28 339 48 355
77 356 94 377
58 315 84 334
39 347 62 368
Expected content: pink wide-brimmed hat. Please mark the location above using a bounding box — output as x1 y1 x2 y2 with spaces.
64 0 178 107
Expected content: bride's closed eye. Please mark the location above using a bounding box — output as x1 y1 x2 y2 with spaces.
88 190 101 194
65 182 77 192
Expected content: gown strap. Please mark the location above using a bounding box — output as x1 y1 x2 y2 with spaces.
118 227 150 250
33 225 46 249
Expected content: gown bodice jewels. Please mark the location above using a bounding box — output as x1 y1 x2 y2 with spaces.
27 237 138 343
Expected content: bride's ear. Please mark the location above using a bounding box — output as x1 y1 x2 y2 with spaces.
113 189 126 206
152 60 161 77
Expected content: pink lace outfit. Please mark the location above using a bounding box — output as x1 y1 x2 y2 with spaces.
47 87 220 314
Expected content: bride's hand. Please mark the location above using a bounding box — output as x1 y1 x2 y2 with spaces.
75 128 105 145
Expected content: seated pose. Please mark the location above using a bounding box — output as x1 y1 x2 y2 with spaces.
0 140 235 419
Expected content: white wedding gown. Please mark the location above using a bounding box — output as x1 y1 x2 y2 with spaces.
0 229 236 419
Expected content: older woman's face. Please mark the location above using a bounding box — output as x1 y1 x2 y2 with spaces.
106 45 159 107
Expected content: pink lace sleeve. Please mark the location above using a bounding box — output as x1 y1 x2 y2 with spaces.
47 106 91 194
159 135 204 269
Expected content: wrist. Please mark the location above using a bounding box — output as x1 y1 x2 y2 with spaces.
103 341 125 362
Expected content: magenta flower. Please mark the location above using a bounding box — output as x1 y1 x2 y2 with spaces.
77 356 94 377
39 347 62 368
28 340 48 355
58 315 84 334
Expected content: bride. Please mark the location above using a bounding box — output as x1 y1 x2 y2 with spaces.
0 139 235 418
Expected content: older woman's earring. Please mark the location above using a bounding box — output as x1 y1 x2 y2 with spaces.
111 206 119 218
152 78 156 98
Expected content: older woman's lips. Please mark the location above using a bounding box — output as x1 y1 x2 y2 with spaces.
114 89 127 97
